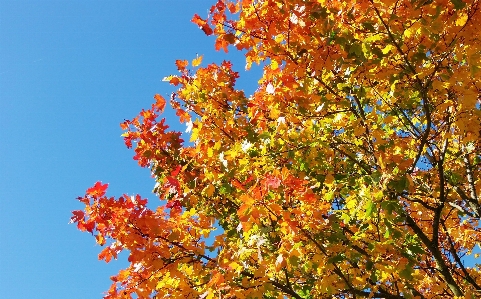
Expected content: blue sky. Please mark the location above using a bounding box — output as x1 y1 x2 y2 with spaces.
0 1 261 298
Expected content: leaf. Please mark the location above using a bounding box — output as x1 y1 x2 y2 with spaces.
328 254 344 264
324 174 334 186
365 200 375 218
271 60 279 70
456 13 468 27
69 210 84 223
382 44 395 55
153 94 166 112
191 14 213 35
171 165 182 177
450 0 466 9
223 33 236 44
215 37 229 52
175 59 189 71
399 265 414 280
349 43 363 57
86 181 108 198
192 55 203 67
204 184 215 197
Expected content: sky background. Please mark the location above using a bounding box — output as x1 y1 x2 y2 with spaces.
0 1 261 298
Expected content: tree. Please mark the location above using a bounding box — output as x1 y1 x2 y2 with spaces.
71 0 481 298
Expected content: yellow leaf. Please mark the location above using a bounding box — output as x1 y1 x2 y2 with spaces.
229 261 242 272
382 44 395 54
192 55 203 67
456 13 468 27
378 155 385 170
271 60 279 70
404 27 413 38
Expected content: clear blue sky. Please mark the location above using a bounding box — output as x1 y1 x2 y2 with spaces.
0 1 261 298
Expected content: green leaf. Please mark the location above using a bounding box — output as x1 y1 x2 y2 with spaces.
388 176 408 192
288 255 299 267
381 200 397 215
259 132 271 140
366 260 374 271
362 22 376 32
408 244 425 255
451 0 466 9
349 43 363 57
328 254 344 264
300 162 307 171
299 285 313 299
365 200 375 218
399 265 414 280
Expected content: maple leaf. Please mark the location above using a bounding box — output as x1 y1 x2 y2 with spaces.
153 94 166 112
86 181 108 198
69 210 84 223
175 59 188 71
191 14 213 36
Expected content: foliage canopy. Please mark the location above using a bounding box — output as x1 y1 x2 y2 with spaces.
72 0 481 298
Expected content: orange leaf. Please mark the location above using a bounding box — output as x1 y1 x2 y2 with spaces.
169 76 180 86
227 2 237 13
175 59 188 71
176 109 190 123
191 14 213 36
215 38 229 53
98 247 113 263
153 94 166 112
240 194 255 205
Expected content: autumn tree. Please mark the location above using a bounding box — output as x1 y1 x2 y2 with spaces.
72 0 481 298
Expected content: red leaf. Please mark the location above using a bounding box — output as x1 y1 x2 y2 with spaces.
201 25 214 36
70 210 84 223
227 2 237 13
77 220 95 233
166 176 180 192
84 221 95 233
169 76 180 86
86 181 109 198
171 165 182 177
166 199 182 209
